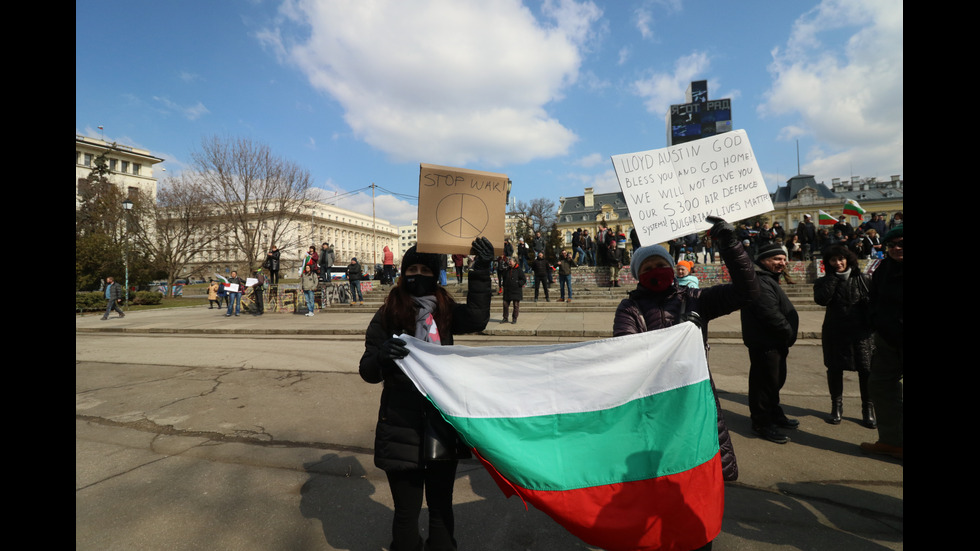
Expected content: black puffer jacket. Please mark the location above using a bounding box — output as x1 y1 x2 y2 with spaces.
869 256 903 347
814 269 873 372
359 269 491 471
500 266 526 302
613 242 758 482
741 266 799 349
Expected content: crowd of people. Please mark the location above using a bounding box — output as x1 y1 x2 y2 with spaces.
95 213 902 550
352 216 901 550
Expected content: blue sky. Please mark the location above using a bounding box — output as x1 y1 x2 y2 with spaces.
76 0 903 227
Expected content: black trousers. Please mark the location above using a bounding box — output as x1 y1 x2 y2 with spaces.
533 275 549 300
253 286 264 313
385 461 458 551
748 347 789 428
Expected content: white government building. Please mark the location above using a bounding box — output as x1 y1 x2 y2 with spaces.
77 134 398 278
76 134 164 205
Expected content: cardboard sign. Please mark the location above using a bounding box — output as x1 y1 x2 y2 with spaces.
611 130 773 247
416 163 507 255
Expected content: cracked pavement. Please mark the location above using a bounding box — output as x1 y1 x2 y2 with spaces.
77 330 902 550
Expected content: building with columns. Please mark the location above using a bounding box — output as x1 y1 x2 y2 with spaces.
192 200 398 278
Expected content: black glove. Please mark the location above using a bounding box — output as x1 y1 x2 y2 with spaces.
470 237 494 270
679 311 702 329
706 216 738 250
379 337 409 361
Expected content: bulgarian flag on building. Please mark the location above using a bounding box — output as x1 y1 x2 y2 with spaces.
842 199 866 221
395 323 723 551
818 210 837 225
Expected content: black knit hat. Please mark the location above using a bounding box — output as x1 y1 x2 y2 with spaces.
756 243 787 262
401 246 443 276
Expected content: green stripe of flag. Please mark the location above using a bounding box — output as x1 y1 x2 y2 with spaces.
442 379 718 492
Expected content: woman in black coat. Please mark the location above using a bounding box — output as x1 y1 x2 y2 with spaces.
358 239 493 551
813 243 876 428
500 256 526 324
264 246 281 284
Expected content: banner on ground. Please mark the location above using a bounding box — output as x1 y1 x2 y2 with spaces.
416 163 508 256
395 323 723 551
611 130 773 247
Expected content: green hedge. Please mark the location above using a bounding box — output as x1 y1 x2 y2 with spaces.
76 290 163 311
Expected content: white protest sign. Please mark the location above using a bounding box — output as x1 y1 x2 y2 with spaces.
611 130 773 247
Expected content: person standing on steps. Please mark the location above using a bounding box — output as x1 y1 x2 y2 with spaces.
347 257 364 305
500 256 525 324
531 251 550 302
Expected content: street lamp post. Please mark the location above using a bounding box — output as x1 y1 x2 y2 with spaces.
122 199 133 307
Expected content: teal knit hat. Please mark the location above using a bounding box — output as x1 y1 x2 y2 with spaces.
884 224 903 242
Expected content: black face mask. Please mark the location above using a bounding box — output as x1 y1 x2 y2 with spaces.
405 275 437 296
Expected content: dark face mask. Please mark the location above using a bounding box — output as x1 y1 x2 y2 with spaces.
638 267 675 292
405 275 437 296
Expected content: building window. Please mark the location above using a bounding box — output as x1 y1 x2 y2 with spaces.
109 159 118 172
133 163 141 175
83 153 93 166
121 161 130 173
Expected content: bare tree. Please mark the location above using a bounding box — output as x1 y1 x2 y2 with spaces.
130 173 222 291
510 197 557 240
192 136 313 272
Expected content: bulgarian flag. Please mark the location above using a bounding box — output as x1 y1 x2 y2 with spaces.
396 323 723 551
842 199 866 221
817 210 837 225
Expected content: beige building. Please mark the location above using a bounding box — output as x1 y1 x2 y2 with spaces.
556 187 634 252
76 134 164 205
196 200 398 277
397 220 418 259
769 174 904 231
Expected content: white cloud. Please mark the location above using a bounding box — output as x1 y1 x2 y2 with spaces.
634 8 653 39
632 51 711 115
309 183 418 227
152 96 210 121
264 0 602 166
588 168 621 193
617 46 630 65
178 71 201 83
573 152 603 168
759 0 903 179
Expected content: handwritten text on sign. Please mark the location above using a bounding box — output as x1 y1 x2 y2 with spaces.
610 130 773 246
416 163 508 256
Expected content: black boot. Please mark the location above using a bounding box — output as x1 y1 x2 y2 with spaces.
862 402 877 429
825 371 843 424
826 398 843 425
